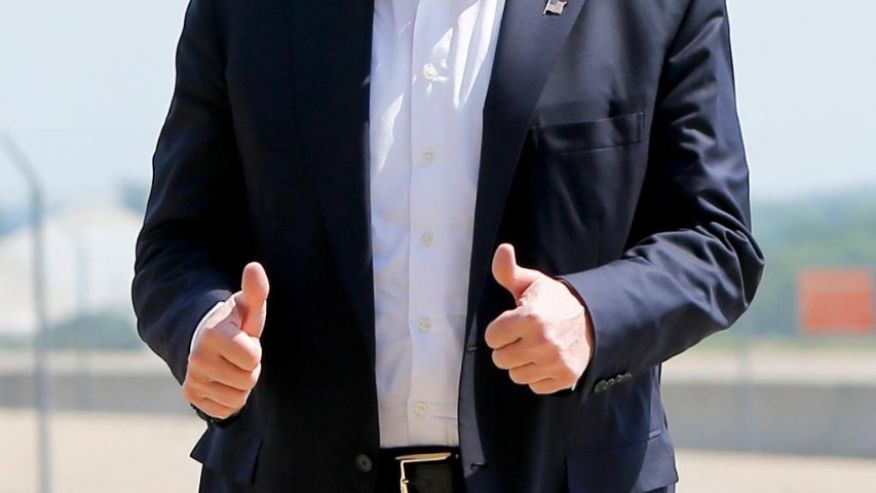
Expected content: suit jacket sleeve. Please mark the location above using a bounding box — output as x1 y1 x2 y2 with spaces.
560 0 765 396
132 0 247 384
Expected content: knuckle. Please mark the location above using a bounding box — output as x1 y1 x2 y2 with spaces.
233 337 261 370
557 369 574 385
491 350 504 368
483 325 499 348
231 392 248 410
544 348 562 364
531 383 553 395
188 352 205 370
532 314 551 333
553 371 571 387
243 347 261 370
181 384 197 403
201 327 218 342
541 331 563 352
246 368 261 389
563 363 578 381
508 369 526 385
533 331 551 347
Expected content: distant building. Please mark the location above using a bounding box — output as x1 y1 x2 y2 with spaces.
0 204 141 336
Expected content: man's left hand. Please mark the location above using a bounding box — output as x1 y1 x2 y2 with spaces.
485 244 594 394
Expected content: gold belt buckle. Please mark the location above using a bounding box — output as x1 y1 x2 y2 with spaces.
396 452 452 493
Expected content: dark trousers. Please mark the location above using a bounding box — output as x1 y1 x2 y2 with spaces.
198 464 677 493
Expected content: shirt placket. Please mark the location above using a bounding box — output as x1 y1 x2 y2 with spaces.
407 0 453 445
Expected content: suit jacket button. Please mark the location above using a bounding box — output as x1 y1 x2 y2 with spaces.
355 453 373 473
594 380 608 393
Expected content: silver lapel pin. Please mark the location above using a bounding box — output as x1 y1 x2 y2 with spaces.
543 0 567 15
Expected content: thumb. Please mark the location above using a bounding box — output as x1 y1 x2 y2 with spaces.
492 244 540 302
238 262 270 337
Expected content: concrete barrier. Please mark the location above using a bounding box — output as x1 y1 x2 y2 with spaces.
2 349 875 458
662 380 876 458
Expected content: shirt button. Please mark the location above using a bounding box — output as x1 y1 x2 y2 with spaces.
422 148 436 163
354 453 373 473
414 402 429 416
420 231 434 247
423 63 439 81
417 317 432 333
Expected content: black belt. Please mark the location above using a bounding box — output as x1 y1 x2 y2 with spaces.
377 446 464 493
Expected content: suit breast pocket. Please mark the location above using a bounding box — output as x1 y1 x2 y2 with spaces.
533 112 644 155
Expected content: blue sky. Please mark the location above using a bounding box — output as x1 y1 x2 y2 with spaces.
1 0 874 208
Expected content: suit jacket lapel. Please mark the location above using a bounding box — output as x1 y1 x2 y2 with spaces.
466 0 590 333
283 0 589 360
287 0 377 362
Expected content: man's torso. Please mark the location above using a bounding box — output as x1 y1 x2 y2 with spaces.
184 0 695 491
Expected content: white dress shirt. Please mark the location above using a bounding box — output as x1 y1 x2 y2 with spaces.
369 0 506 447
192 0 506 448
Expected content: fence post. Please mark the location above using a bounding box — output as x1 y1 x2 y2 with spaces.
1 132 53 493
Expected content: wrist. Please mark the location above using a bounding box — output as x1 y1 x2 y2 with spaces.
190 301 228 353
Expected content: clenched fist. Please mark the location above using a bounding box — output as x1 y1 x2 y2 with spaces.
486 244 594 395
183 262 270 419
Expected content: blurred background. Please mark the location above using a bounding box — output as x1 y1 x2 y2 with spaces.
1 1 875 491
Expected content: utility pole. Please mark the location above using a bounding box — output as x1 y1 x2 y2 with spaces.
61 227 92 410
1 132 53 493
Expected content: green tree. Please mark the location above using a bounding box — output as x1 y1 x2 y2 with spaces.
737 189 876 336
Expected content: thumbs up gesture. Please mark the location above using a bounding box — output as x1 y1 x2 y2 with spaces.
183 262 270 419
485 244 594 395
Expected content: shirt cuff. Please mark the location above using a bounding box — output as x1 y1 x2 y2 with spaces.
190 301 226 353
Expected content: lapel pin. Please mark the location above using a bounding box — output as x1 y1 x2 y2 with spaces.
543 0 567 15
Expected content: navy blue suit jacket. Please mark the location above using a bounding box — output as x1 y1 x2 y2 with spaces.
133 0 764 491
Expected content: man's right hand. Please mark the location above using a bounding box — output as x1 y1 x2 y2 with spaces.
182 262 270 419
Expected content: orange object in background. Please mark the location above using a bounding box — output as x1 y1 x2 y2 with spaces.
798 269 875 334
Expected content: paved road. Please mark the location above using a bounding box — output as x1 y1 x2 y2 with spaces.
4 410 876 492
